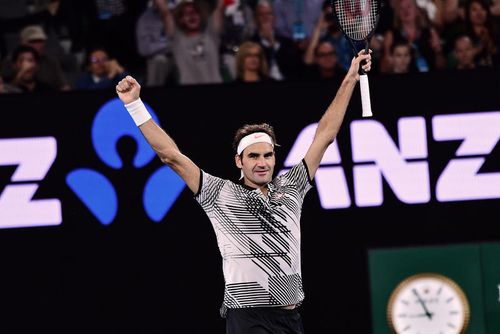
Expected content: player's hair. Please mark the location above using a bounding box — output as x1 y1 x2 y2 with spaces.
232 123 279 153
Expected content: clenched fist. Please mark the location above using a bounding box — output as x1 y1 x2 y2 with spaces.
116 76 141 105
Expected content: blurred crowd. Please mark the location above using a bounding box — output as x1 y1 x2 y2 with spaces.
0 0 499 94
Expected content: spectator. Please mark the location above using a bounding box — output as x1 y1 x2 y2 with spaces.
387 40 417 73
450 33 479 69
463 0 500 67
250 0 304 81
380 0 446 73
19 25 70 90
74 0 147 72
304 4 347 79
75 47 128 90
304 40 346 80
136 0 174 87
234 40 273 82
154 0 225 85
9 45 53 93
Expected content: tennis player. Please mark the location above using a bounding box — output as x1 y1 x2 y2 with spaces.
116 50 371 334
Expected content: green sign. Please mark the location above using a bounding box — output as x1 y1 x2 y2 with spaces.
369 244 487 334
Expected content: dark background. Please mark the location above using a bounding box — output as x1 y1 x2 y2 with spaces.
0 69 499 333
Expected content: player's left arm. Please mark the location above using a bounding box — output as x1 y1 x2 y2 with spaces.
304 51 372 179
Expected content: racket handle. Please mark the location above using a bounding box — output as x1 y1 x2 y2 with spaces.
359 74 373 118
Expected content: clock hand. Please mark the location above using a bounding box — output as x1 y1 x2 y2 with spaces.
408 313 434 318
412 288 433 320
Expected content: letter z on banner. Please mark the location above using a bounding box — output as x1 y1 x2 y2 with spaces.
0 137 61 229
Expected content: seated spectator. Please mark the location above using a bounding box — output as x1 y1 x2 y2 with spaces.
9 45 53 93
304 40 346 80
75 47 128 90
234 41 273 83
0 75 21 94
304 6 347 80
449 33 479 69
387 40 417 74
463 0 500 67
250 0 304 81
153 0 225 85
380 0 446 73
1 25 70 91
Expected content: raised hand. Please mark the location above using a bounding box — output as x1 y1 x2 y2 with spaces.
346 49 372 81
116 76 141 105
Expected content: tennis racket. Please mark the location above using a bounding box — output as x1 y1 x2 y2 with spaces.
331 0 382 117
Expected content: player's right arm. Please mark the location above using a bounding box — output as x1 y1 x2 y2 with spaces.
116 76 200 194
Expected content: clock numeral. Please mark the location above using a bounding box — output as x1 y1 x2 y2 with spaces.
446 296 454 303
450 310 459 315
402 325 411 332
447 322 457 329
398 313 408 318
401 299 410 306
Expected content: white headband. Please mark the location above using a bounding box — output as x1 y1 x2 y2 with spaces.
237 132 274 155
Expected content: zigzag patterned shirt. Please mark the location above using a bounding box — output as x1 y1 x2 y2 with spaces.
195 160 313 308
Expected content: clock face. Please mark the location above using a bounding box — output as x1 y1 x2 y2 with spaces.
387 274 470 334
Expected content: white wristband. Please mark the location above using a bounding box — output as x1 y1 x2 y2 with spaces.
124 98 152 126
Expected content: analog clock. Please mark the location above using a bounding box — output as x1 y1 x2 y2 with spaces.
387 273 470 334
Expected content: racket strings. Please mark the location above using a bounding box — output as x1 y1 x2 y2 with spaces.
334 0 378 40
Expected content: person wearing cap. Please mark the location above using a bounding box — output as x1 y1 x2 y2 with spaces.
9 45 53 93
115 49 372 333
1 25 70 91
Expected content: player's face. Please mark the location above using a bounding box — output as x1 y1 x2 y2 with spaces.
236 142 275 188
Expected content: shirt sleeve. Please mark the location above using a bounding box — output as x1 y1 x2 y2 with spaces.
194 170 227 214
278 159 313 200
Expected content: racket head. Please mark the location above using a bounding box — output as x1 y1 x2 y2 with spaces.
331 0 382 42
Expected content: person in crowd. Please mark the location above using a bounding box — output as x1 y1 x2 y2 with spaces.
152 0 226 85
9 45 53 93
234 40 273 82
250 0 304 81
463 0 500 67
136 0 174 87
386 40 417 74
380 0 446 73
19 25 70 90
76 0 147 72
308 1 354 72
75 47 128 90
303 6 347 80
1 25 70 91
115 48 371 334
449 33 479 69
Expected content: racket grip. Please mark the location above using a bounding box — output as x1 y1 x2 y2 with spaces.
359 74 373 118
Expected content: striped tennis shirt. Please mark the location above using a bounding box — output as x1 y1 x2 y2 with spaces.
195 160 313 308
